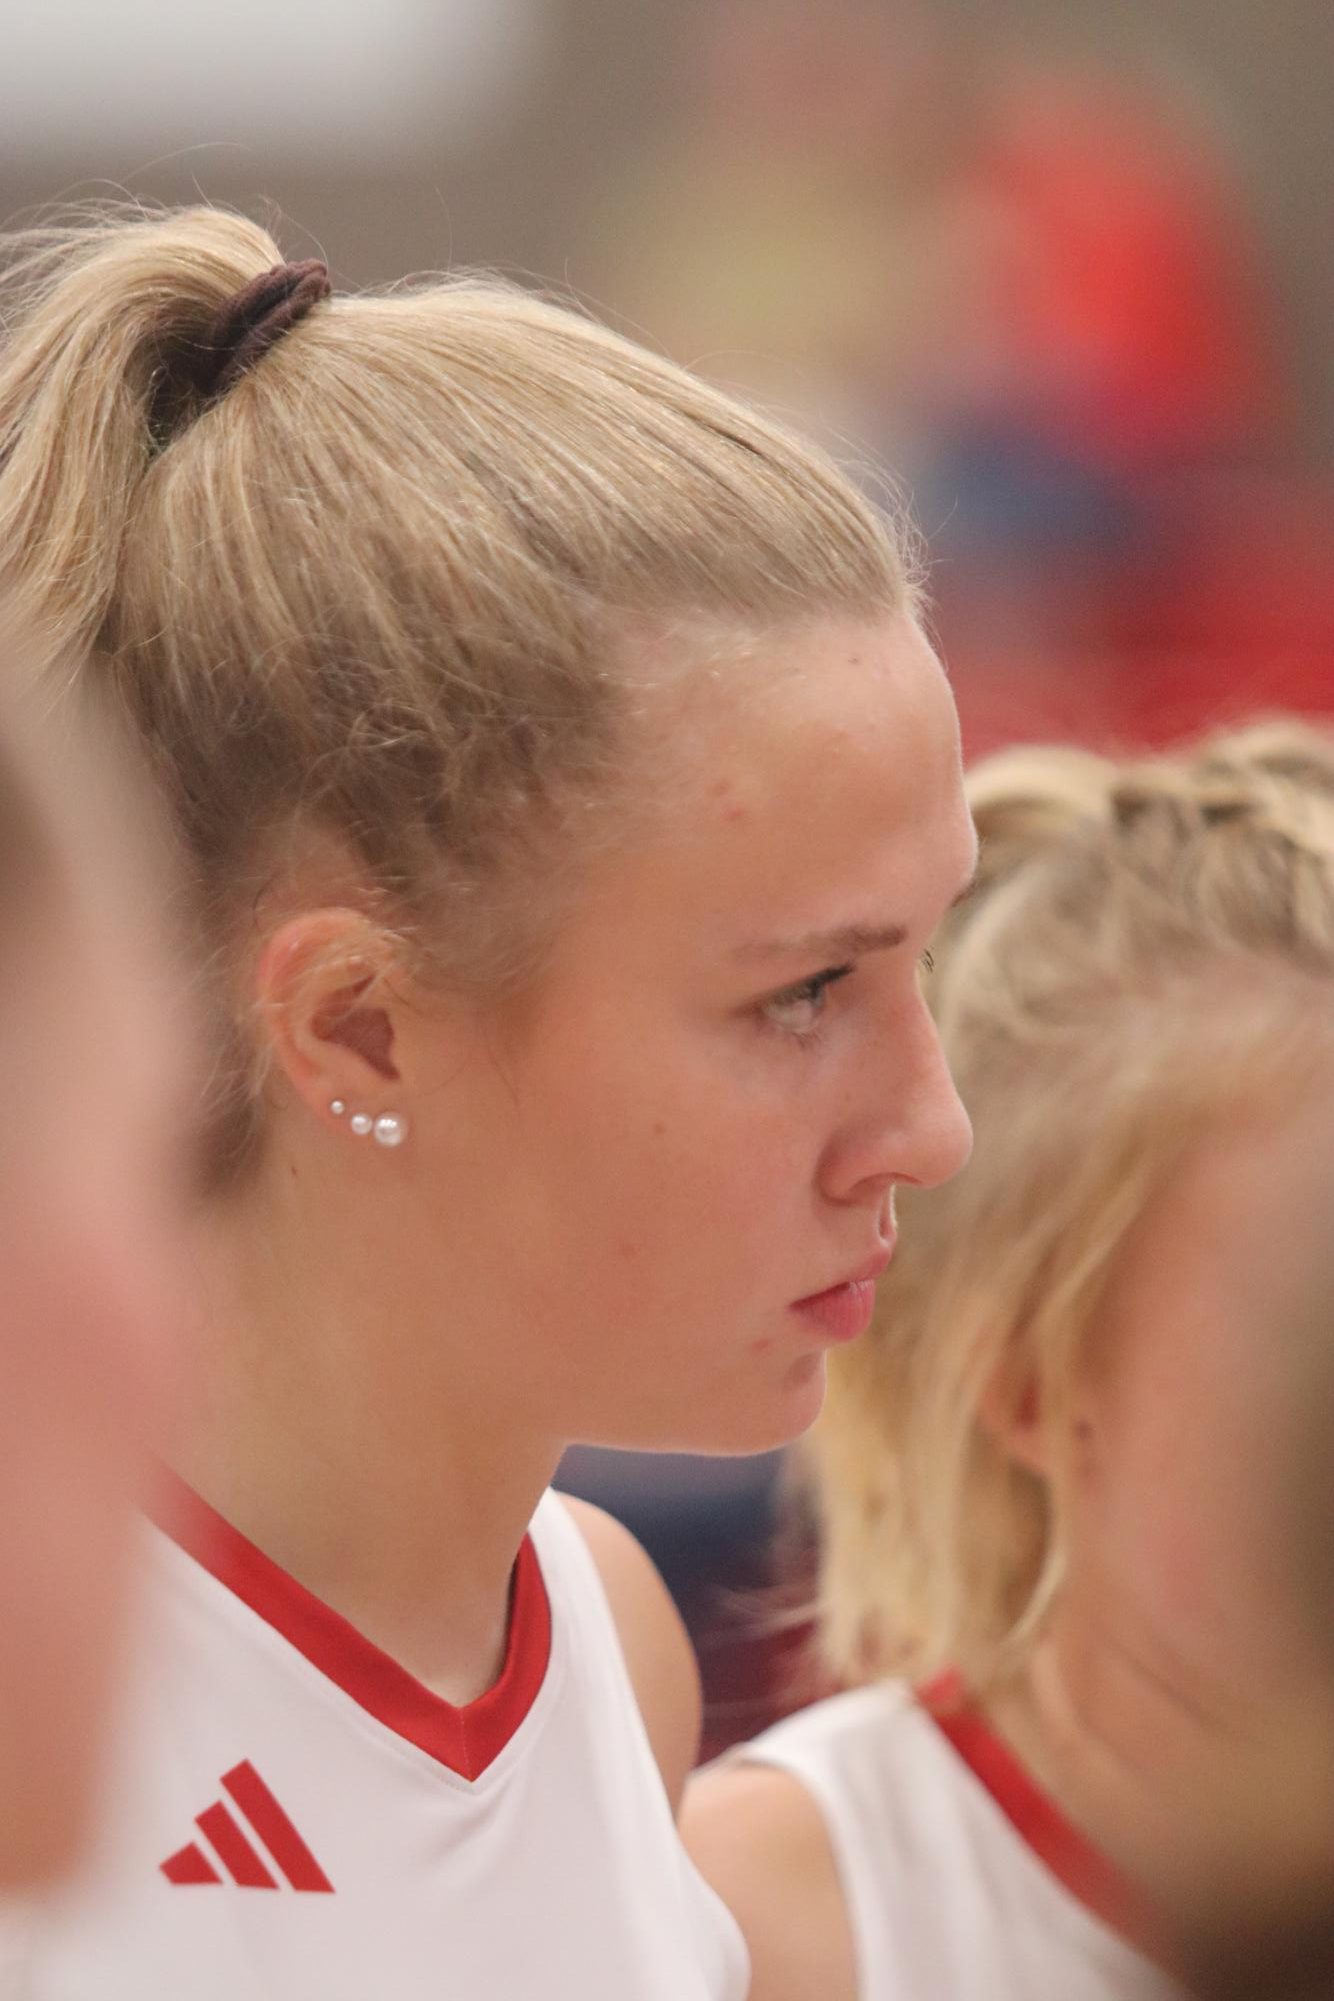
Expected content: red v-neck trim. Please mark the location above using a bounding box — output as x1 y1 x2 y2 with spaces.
918 1674 1157 1956
147 1469 552 1783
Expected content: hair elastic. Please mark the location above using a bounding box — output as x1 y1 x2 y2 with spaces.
186 259 332 406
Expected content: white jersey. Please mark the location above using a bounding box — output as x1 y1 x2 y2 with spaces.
742 1681 1179 2001
1 1479 747 2001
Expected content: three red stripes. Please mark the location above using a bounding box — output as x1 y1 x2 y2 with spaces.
160 1762 333 1892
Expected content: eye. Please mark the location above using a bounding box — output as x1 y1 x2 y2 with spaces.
761 964 853 1041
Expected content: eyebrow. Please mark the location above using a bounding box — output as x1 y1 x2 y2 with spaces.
736 862 980 966
735 921 908 964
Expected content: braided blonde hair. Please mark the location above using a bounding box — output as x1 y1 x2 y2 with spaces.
0 205 914 1182
809 718 1334 1692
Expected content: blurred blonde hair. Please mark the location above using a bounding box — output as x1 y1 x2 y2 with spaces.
809 717 1334 1694
0 204 913 1184
0 715 59 942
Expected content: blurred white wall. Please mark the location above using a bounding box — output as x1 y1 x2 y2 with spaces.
0 0 545 162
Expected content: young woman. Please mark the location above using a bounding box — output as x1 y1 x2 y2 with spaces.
0 209 975 1996
0 674 190 1895
685 719 1334 2000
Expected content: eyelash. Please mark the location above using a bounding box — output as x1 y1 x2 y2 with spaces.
761 950 936 1045
761 965 854 1043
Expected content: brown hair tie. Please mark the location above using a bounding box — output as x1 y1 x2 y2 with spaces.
186 259 332 406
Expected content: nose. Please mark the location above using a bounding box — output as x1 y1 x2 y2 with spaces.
818 1001 972 1208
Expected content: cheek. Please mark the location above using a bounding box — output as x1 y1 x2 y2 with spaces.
0 1205 163 1881
1083 1323 1287 1638
553 1078 808 1282
9 991 186 1428
0 1159 175 1540
0 965 187 1877
0 1103 185 1623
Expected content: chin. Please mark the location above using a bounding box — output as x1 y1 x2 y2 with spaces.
626 1353 829 1459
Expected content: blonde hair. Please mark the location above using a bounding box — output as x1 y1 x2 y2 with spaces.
0 730 57 944
809 717 1334 1694
0 205 912 1182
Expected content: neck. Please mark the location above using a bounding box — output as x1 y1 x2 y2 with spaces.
984 1587 1269 1890
172 1154 562 1702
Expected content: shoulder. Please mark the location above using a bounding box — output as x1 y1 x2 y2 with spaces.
557 1494 701 1814
681 1757 858 2001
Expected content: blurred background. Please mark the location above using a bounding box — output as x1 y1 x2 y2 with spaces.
7 0 1328 1754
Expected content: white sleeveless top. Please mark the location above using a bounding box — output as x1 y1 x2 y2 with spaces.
742 1681 1179 2001
0 1480 747 2001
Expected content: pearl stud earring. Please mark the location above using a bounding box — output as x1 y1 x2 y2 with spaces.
332 1101 409 1148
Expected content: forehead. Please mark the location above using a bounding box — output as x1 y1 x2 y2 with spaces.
596 611 973 950
683 609 954 787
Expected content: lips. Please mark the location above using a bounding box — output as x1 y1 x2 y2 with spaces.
789 1240 896 1345
793 1242 895 1310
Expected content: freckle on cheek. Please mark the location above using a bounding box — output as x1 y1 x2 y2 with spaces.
709 776 748 825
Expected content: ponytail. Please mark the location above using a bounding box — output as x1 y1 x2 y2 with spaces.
0 209 285 653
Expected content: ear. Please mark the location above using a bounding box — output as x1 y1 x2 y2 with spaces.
255 908 405 1133
981 1352 1052 1479
981 1348 1096 1482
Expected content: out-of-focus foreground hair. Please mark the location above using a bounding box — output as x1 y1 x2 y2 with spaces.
0 204 915 1190
0 629 168 1021
809 716 1334 1694
0 714 59 944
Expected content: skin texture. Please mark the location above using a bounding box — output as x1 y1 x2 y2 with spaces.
684 1066 1334 1997
178 609 977 1753
0 743 190 1888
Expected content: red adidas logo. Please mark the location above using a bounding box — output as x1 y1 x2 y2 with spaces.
160 1761 333 1892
